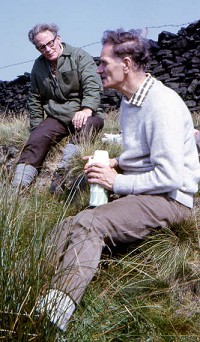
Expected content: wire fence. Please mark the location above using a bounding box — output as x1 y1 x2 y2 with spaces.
0 21 195 71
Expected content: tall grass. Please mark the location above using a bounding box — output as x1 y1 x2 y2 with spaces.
0 115 29 146
0 110 200 341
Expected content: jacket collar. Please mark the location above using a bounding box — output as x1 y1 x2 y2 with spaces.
61 42 75 56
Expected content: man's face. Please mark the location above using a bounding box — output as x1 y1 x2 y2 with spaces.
34 30 61 61
97 44 125 90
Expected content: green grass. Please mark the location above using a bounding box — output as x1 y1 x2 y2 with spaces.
0 115 29 147
0 110 200 341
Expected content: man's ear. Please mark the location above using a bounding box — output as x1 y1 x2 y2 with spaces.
122 57 132 73
57 35 62 43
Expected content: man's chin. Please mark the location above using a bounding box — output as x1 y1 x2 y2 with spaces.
45 53 58 61
102 81 110 89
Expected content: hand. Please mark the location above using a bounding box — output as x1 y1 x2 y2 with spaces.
83 156 118 169
72 108 92 129
84 161 118 191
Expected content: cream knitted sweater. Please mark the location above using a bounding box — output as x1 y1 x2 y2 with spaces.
113 78 200 208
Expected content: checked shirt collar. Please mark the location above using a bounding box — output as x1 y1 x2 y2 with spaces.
127 73 154 107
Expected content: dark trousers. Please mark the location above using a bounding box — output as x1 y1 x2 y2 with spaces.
18 116 104 169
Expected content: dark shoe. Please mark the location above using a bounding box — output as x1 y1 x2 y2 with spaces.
50 168 87 197
67 174 87 195
49 169 66 194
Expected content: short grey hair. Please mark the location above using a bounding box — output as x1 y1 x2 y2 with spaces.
101 28 150 70
28 23 59 44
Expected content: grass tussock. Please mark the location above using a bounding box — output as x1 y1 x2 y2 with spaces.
0 115 29 147
0 110 200 341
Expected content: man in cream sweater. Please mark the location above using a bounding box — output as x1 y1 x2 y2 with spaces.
37 28 200 331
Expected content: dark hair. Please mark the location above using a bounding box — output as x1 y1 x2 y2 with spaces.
101 28 150 70
28 23 59 44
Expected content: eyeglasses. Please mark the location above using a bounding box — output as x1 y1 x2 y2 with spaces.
36 35 57 52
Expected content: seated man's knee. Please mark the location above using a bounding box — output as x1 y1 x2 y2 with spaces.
72 209 102 238
73 210 93 230
87 116 104 130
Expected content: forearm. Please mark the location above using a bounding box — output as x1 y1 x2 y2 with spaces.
28 86 44 130
29 103 44 131
113 164 183 195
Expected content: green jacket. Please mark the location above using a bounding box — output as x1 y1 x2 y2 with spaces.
28 43 104 130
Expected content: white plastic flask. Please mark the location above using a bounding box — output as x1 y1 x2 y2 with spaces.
89 150 109 207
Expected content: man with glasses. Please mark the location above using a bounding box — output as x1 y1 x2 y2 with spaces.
12 23 104 191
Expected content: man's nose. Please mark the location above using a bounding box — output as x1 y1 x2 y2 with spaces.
97 65 102 74
44 46 51 52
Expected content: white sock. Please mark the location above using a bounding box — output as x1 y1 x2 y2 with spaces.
37 289 76 331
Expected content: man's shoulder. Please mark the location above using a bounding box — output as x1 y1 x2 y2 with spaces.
32 55 46 70
62 42 91 59
62 42 76 55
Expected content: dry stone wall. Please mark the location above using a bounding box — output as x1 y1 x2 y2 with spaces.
0 19 200 115
147 19 200 112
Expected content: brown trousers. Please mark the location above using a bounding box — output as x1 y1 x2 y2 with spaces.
18 116 104 169
48 194 191 304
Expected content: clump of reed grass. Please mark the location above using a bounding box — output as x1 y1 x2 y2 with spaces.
0 115 29 147
66 215 200 341
0 165 86 339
